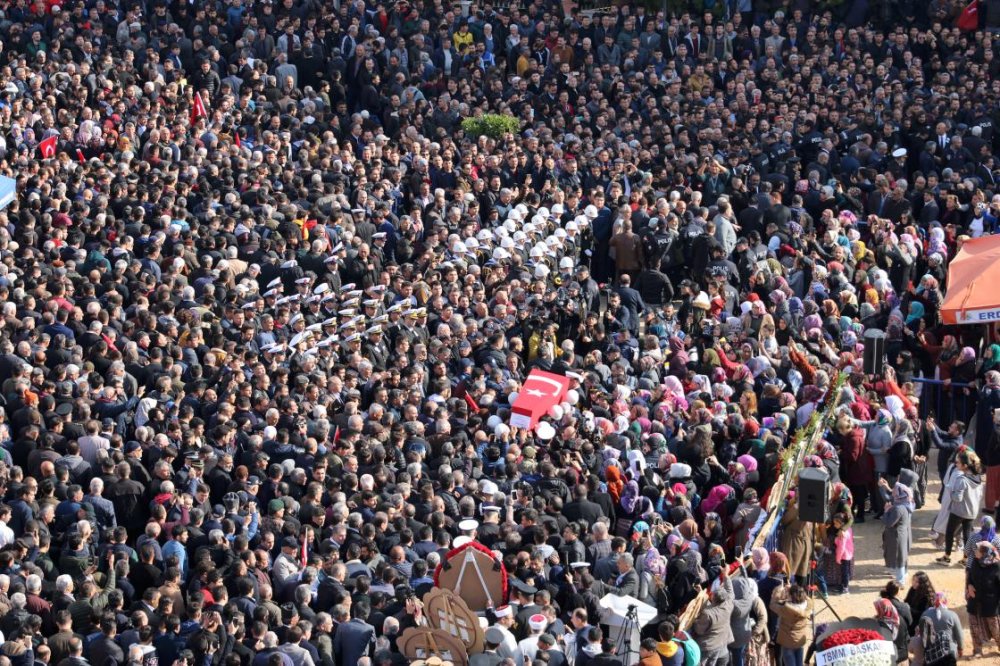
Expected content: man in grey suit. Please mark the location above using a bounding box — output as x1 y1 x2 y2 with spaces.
277 626 315 666
333 601 375 666
595 553 640 598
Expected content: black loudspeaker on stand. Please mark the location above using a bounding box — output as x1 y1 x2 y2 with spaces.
863 328 886 376
798 467 830 523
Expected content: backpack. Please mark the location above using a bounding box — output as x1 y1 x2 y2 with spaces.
923 628 953 666
673 631 701 666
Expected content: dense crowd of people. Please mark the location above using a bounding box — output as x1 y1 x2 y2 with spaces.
3 0 1000 666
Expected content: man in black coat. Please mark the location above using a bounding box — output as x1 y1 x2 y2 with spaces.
562 485 606 524
89 614 125 666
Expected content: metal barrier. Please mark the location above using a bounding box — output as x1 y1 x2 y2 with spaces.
911 377 976 425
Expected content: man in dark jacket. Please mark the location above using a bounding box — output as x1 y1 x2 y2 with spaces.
332 601 375 666
635 267 674 306
926 417 965 482
562 485 606 524
88 614 125 666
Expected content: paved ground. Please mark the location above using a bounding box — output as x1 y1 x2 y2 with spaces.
819 451 998 663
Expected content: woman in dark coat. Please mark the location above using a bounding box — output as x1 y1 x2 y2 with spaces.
904 572 937 635
980 371 1000 514
966 542 1000 657
759 551 790 640
881 581 913 663
836 416 876 522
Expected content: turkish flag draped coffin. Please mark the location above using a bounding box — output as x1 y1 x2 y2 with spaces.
510 370 570 429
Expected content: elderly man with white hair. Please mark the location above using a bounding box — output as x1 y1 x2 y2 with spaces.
84 477 117 531
24 574 51 627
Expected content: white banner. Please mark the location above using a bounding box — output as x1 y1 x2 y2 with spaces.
954 307 1000 324
816 640 895 666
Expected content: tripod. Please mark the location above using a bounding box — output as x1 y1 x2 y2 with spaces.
807 554 842 626
614 604 642 666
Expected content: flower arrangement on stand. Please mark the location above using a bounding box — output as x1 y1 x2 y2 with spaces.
821 628 884 650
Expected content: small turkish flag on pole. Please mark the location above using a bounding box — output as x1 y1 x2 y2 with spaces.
190 91 208 126
234 130 241 148
76 149 86 164
38 135 58 159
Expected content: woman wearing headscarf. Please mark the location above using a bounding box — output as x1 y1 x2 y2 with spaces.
915 274 943 321
874 596 902 647
904 300 925 333
921 333 959 384
967 541 1000 658
780 492 813 584
980 372 1000 513
834 415 876 522
731 488 762 553
664 535 700 615
605 464 625 505
949 346 978 425
920 592 964 663
981 344 1000 379
759 551 790 640
853 410 895 514
964 516 1000 569
909 615 954 666
883 482 914 584
889 233 919 290
880 582 914 663
815 441 841 483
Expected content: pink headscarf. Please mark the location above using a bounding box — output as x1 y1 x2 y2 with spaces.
738 454 759 473
701 484 734 515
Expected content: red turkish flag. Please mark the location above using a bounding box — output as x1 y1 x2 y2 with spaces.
510 370 570 429
234 130 241 148
190 91 209 126
76 149 86 164
38 135 58 159
957 0 980 31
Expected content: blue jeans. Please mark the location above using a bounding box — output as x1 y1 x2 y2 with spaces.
729 645 746 666
892 566 906 584
815 560 829 595
782 647 805 666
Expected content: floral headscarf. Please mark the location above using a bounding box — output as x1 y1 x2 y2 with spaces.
816 441 839 463
875 598 900 635
644 550 667 578
977 541 999 566
987 370 1000 389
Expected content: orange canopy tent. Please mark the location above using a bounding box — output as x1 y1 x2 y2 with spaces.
940 235 1000 325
